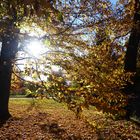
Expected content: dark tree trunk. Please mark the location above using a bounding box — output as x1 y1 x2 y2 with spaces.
0 30 18 121
124 1 140 121
124 2 140 72
124 30 140 72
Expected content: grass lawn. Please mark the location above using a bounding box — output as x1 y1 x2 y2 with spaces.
0 98 139 139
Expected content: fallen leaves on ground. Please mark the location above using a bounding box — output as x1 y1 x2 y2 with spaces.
0 99 140 140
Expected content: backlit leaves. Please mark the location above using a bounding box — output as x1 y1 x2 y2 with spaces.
6 0 135 118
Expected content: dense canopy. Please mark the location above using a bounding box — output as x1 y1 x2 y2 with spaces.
0 0 140 121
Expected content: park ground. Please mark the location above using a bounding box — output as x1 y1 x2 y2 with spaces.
0 98 140 140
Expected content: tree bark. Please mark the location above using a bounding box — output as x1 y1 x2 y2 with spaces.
0 30 18 121
124 30 140 72
124 1 140 121
124 0 140 72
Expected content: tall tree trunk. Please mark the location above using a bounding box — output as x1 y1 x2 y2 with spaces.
124 0 140 72
124 30 140 72
124 0 140 121
0 30 18 121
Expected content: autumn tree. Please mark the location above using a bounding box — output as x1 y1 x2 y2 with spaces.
23 0 132 117
0 0 62 121
42 0 137 118
0 0 137 122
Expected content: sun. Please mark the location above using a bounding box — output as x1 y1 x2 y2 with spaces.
26 40 45 57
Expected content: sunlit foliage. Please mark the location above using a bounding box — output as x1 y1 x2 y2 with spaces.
2 0 135 117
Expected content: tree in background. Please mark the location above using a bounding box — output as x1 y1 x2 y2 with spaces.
11 73 25 95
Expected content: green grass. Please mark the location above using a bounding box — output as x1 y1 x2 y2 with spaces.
9 98 65 108
9 98 70 114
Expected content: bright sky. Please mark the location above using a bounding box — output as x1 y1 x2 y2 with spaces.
110 0 118 5
26 40 47 57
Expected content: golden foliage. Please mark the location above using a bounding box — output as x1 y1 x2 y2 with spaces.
2 0 135 117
